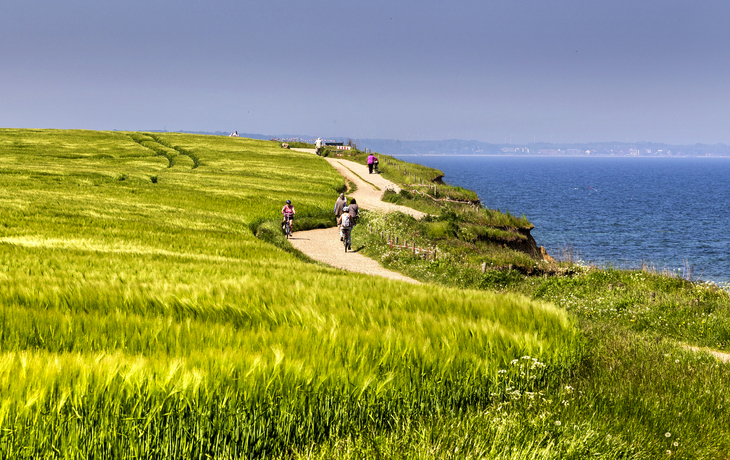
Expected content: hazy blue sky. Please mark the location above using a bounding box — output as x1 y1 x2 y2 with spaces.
2 0 729 144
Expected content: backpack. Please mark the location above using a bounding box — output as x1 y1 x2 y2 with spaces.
341 214 351 228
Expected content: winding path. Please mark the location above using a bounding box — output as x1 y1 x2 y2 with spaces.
288 150 421 283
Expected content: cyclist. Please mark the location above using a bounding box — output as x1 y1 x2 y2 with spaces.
338 206 352 250
281 199 296 233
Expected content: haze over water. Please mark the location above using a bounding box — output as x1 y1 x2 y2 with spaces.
393 155 730 284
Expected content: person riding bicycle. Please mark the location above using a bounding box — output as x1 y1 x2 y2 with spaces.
281 199 296 232
338 205 352 248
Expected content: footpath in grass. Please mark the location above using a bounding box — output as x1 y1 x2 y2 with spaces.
0 129 581 458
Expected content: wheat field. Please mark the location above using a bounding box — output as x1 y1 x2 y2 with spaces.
0 129 580 458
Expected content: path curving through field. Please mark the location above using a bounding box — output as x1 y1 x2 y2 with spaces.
288 150 421 283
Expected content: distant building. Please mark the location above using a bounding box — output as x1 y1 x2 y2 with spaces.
501 147 530 153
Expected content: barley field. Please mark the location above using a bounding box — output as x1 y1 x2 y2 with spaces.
0 129 580 458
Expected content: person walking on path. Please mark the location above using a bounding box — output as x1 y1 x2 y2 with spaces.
348 198 360 225
315 138 323 155
334 193 347 218
367 153 376 174
334 193 348 239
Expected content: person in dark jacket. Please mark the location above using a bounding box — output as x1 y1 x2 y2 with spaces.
348 198 359 225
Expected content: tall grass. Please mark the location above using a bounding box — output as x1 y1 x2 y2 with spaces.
0 128 580 457
292 323 730 459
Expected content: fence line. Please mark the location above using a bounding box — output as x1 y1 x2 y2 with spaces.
368 226 439 260
407 189 478 205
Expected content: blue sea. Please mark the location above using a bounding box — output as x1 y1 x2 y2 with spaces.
393 155 730 284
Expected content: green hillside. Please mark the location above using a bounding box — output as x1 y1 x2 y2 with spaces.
0 129 580 458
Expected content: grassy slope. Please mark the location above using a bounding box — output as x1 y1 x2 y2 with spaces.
0 129 580 458
350 182 730 456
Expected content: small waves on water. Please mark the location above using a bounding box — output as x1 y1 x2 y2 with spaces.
392 155 730 285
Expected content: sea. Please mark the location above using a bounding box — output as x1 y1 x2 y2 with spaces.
391 155 730 285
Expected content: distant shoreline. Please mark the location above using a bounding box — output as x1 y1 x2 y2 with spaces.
392 154 730 158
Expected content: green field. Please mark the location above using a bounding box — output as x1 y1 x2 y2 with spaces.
355 203 730 458
0 129 580 458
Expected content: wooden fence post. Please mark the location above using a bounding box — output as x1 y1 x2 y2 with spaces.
481 262 487 273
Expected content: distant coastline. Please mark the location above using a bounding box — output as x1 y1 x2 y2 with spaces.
162 131 730 158
392 153 730 158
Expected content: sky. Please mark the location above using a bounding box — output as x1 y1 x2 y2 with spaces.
2 0 729 144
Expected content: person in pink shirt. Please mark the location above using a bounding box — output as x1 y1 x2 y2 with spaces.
367 153 376 174
281 199 296 233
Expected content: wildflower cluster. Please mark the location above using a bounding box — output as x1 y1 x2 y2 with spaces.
493 355 549 397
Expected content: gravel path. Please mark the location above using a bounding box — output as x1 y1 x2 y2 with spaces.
326 158 426 219
288 150 421 283
287 227 419 284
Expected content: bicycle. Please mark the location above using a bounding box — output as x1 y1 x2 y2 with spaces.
283 214 293 239
342 226 351 252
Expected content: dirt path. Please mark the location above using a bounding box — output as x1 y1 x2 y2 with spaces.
325 158 425 219
287 228 419 284
288 150 421 283
290 149 424 219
